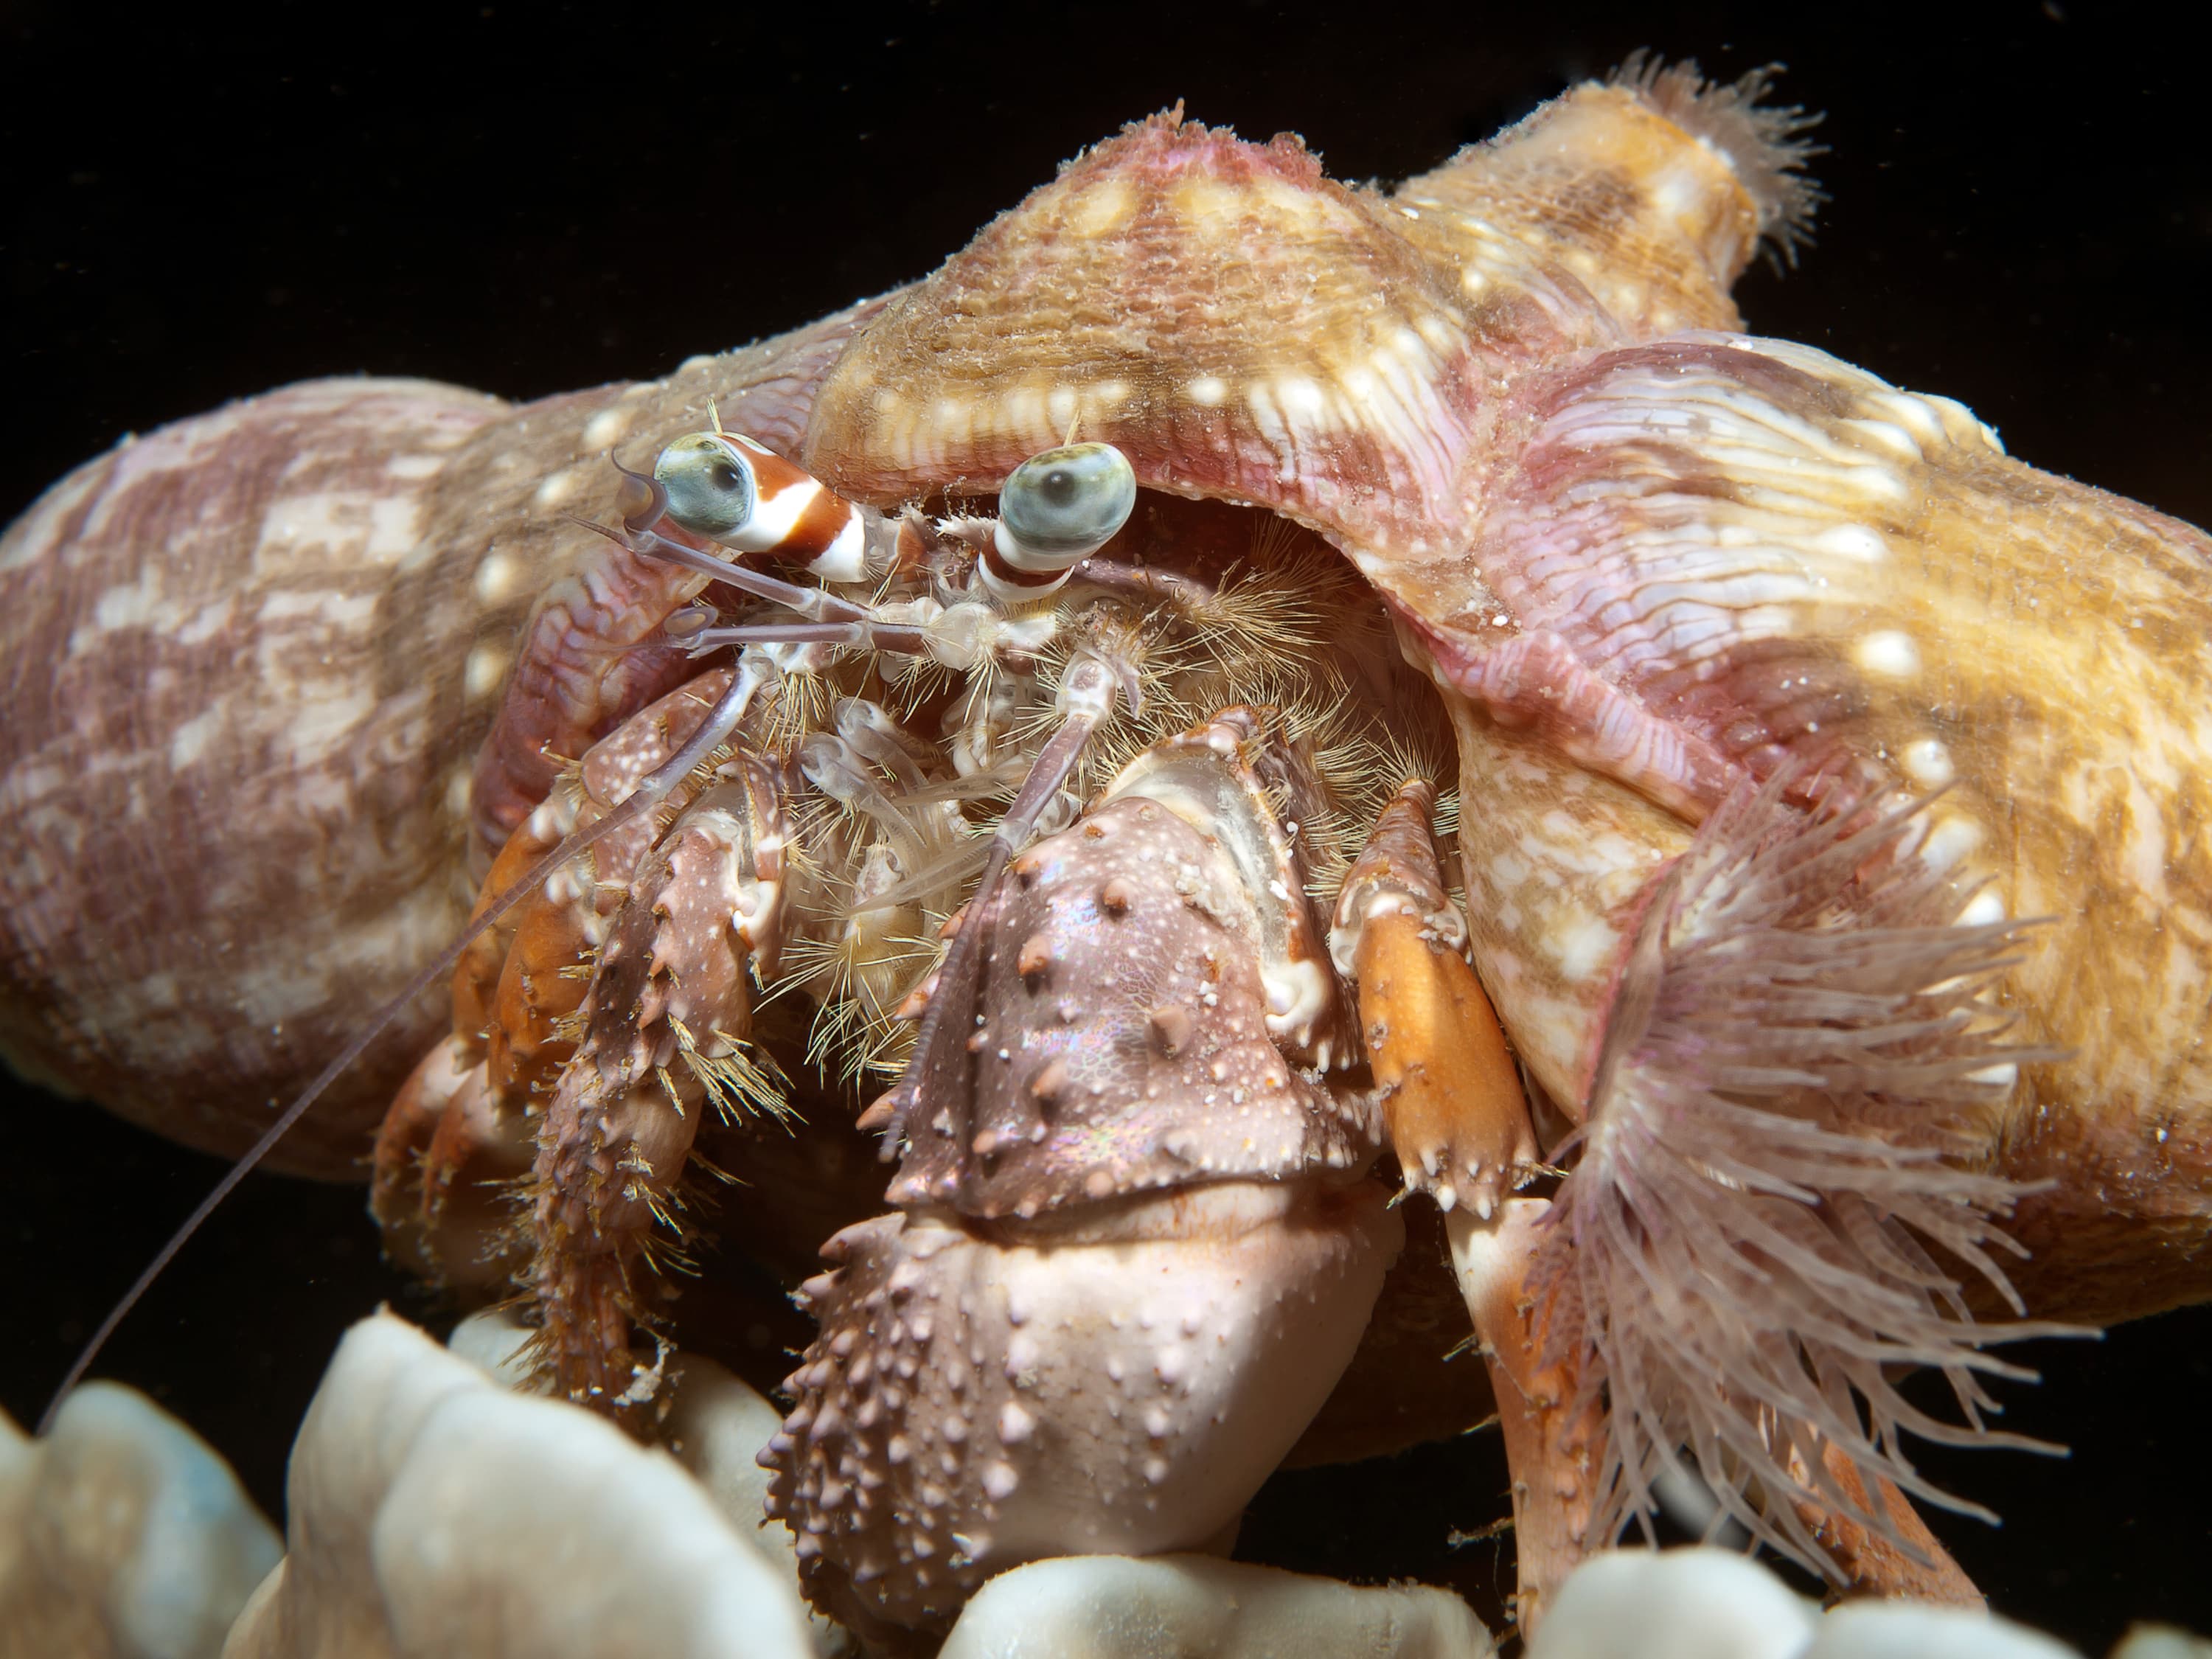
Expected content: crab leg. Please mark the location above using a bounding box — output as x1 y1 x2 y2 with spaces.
1338 776 1996 1625
1331 782 1597 1627
1448 1198 1604 1635
371 668 755 1290
1331 778 1537 1217
40 658 776 1427
1786 1442 1985 1607
529 747 796 1408
1455 1196 1986 1627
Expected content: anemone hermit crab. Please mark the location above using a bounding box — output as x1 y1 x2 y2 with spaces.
5 52 2211 1646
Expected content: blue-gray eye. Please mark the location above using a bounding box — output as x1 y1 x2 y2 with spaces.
654 433 757 540
995 442 1137 570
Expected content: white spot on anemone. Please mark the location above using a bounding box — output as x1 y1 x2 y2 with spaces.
532 469 578 509
473 551 522 603
1958 890 2007 928
1812 524 1888 564
1919 813 1983 872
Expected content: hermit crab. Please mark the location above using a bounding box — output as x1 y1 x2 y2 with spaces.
5 52 2211 1647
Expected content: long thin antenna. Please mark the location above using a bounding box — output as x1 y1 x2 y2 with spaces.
38 659 768 1434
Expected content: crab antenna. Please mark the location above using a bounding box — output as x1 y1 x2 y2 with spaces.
875 653 1119 1154
571 512 878 625
607 456 669 536
38 657 770 1434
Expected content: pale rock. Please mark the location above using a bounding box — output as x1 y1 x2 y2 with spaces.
1528 1548 1818 1659
937 1552 1495 1658
220 1311 818 1659
1806 1600 2081 1659
445 1307 852 1656
2111 1630 2212 1659
0 1382 280 1659
442 1307 538 1390
1532 1548 2115 1659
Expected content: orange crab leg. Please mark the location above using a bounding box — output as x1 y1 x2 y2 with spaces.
1450 1198 1605 1634
1334 779 1537 1214
1341 777 1989 1627
1789 1442 1986 1608
1353 911 1532 1214
1337 781 1598 1627
369 1034 472 1278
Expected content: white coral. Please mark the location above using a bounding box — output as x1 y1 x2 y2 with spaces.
219 1312 823 1659
0 1382 279 1659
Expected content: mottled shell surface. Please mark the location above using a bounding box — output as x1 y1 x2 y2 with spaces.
0 308 874 1175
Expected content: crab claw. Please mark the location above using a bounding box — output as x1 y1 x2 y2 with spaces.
765 1182 1399 1638
764 708 1402 1635
1332 778 1537 1217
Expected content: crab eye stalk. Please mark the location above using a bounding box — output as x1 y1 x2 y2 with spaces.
654 432 759 542
984 442 1137 600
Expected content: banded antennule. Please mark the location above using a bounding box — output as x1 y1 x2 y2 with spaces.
760 707 1402 1636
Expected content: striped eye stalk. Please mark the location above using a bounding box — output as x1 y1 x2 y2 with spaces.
981 442 1138 602
653 431 875 583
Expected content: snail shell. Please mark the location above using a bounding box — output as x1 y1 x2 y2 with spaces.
0 306 874 1175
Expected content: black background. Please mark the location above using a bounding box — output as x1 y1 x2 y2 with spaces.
3 1 2207 1650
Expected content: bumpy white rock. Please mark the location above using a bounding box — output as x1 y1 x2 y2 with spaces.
2110 1630 2212 1659
0 1383 281 1659
1528 1547 2182 1659
220 1312 820 1659
441 1306 538 1388
1805 1599 2081 1659
1530 1547 1820 1659
446 1307 852 1656
937 1552 1495 1659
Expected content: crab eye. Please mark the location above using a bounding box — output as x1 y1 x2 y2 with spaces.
654 432 757 541
995 442 1137 571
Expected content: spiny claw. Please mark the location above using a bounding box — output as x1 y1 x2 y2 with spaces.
528 756 796 1408
764 704 1399 1632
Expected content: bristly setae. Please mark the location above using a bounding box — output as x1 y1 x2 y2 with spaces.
1532 773 2076 1571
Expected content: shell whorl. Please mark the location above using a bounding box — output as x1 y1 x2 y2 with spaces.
0 303 881 1175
